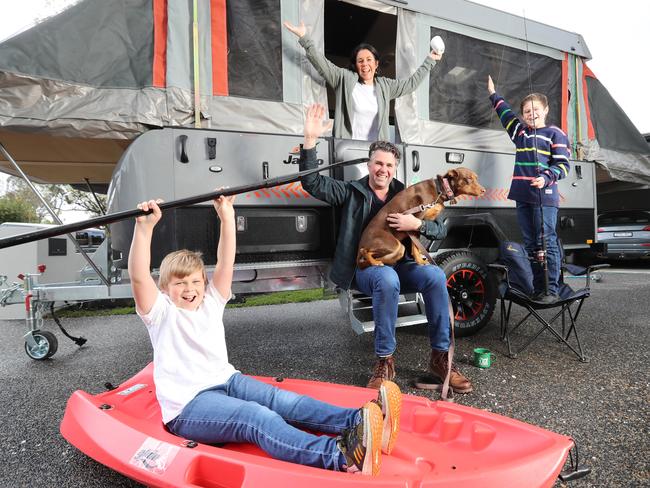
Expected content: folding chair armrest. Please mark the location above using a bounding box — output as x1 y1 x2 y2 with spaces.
488 263 508 273
587 264 610 272
584 263 610 286
563 263 587 276
488 263 514 292
563 262 609 288
488 263 510 279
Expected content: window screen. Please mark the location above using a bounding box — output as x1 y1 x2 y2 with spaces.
428 28 562 130
226 0 283 101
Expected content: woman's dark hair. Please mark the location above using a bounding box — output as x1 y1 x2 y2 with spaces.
349 43 380 80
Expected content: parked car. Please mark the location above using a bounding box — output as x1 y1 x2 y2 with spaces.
597 210 650 260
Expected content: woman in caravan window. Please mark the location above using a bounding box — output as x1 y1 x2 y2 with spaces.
284 21 443 141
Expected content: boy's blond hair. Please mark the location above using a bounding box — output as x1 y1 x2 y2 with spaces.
158 249 207 289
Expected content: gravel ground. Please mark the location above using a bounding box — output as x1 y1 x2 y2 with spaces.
0 268 648 487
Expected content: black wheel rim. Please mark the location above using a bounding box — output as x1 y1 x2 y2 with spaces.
447 268 486 322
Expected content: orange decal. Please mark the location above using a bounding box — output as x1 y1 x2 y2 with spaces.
152 0 167 87
241 183 314 200
211 0 228 96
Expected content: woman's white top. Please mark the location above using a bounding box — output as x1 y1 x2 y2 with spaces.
351 82 379 141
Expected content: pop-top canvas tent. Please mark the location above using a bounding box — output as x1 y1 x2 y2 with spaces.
0 0 648 187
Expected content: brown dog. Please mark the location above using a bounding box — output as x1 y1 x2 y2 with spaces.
357 168 485 268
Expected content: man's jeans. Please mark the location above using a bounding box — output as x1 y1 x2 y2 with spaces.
354 260 451 357
516 202 560 295
167 373 358 470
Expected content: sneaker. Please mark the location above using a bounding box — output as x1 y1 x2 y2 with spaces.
374 380 402 454
429 349 473 394
531 293 559 304
338 401 383 475
366 356 395 389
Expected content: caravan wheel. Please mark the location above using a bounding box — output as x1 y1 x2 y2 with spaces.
24 330 58 360
441 252 496 337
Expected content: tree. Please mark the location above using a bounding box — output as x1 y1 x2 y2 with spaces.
0 194 39 223
63 187 107 217
4 176 107 223
5 177 67 223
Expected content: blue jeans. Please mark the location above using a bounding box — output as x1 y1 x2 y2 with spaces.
516 202 560 295
167 373 358 470
353 260 451 357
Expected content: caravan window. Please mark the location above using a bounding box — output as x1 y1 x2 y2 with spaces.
227 0 283 101
74 230 104 253
324 0 397 118
428 28 562 130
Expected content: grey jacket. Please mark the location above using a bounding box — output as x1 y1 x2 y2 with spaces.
300 147 447 290
298 36 436 141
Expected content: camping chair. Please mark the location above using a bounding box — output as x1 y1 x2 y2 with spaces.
489 241 609 362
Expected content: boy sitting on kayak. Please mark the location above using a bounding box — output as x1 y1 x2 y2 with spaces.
127 192 401 475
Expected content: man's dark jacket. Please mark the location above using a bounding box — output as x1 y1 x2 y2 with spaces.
299 147 447 290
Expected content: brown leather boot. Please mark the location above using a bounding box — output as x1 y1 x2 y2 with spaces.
429 349 473 394
366 356 395 389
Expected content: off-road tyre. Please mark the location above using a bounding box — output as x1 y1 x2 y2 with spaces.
440 251 496 337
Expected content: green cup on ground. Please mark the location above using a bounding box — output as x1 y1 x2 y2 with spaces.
474 347 495 368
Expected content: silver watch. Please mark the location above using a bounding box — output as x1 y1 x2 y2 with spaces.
419 220 427 234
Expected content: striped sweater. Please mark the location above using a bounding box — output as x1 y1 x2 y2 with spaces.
490 92 570 207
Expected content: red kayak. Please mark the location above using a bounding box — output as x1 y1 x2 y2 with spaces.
60 363 584 487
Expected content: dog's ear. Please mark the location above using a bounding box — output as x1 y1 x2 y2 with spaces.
445 169 458 179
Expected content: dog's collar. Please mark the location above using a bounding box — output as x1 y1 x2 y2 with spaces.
436 175 455 201
402 176 455 216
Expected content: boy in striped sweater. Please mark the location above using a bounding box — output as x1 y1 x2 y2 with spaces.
488 75 570 303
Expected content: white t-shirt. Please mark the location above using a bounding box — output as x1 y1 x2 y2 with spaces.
351 82 379 141
138 282 238 423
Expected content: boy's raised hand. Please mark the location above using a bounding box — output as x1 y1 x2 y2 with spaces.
213 193 236 222
136 199 163 228
487 75 495 95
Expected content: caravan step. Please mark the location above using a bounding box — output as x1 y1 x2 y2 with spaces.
350 294 420 312
351 314 428 335
340 289 427 335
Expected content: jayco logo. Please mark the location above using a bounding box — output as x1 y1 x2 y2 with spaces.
283 145 324 165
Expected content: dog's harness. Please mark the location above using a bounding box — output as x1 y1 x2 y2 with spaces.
402 175 457 266
400 176 455 216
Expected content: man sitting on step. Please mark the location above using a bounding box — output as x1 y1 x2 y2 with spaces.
299 104 473 393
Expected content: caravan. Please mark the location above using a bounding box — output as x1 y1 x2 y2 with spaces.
1 0 649 358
